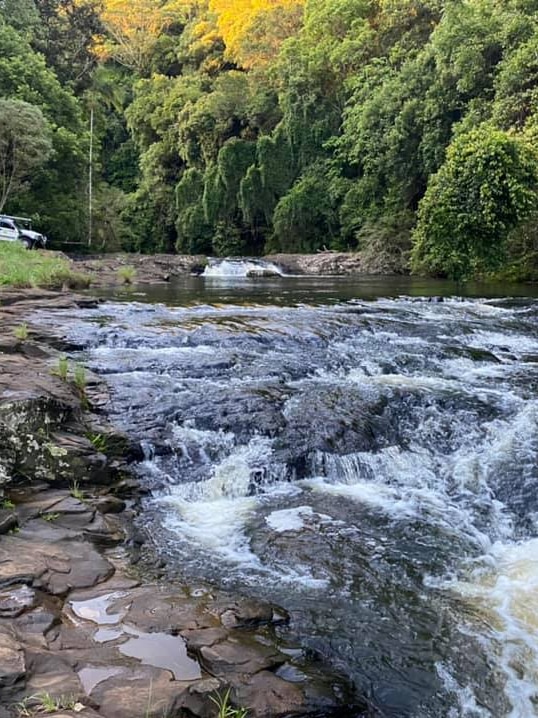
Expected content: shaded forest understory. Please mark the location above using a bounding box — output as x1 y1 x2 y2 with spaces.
2 0 538 280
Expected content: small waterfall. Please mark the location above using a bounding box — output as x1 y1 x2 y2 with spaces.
203 258 284 277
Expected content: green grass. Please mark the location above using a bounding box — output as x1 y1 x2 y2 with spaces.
70 480 84 501
0 242 91 289
117 264 137 284
41 512 60 522
87 432 108 452
73 363 87 391
52 356 69 381
14 322 29 340
14 692 79 716
211 689 248 718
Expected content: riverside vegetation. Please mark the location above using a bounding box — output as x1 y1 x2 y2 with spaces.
1 0 538 280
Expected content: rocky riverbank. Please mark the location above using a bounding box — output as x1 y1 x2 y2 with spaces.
0 289 369 718
67 252 365 287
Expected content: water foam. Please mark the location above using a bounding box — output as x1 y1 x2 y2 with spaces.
203 259 284 278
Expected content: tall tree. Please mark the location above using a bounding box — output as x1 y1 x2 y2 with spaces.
0 99 53 212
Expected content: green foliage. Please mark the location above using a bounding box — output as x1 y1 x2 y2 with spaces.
0 99 53 212
53 357 69 381
272 164 337 252
14 323 29 342
411 126 538 279
211 689 248 718
117 265 137 284
0 243 87 289
0 21 88 245
70 480 85 501
15 691 79 716
3 0 538 278
87 432 108 452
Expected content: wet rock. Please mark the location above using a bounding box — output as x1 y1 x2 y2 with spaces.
182 627 228 649
24 667 83 701
0 510 17 535
0 628 25 688
0 535 114 595
218 598 287 629
0 585 36 618
198 636 286 676
265 252 364 276
231 671 305 717
14 604 60 645
93 496 126 515
89 667 192 718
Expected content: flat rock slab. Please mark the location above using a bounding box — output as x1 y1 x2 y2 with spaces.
199 637 286 675
89 667 194 718
0 535 114 595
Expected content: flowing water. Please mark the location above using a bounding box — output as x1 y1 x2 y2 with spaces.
55 269 538 717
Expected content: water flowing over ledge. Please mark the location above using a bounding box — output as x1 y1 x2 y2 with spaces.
203 258 285 277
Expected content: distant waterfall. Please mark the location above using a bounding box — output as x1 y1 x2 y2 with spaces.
203 258 284 277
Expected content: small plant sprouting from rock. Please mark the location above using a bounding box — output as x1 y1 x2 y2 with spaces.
211 689 248 718
1 498 15 510
41 512 60 522
53 356 69 381
87 432 107 453
73 363 86 392
117 265 137 284
14 692 80 716
51 358 90 408
70 480 84 501
14 323 28 341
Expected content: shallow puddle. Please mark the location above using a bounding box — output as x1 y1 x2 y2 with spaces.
78 665 124 694
70 591 129 625
119 623 201 680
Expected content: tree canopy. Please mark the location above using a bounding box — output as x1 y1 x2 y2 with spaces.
1 0 538 278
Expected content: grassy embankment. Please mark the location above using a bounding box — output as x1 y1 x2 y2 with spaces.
0 243 90 289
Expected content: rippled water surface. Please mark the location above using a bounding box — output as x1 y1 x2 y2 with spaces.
57 273 538 717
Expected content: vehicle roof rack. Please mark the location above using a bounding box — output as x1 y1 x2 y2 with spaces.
1 215 33 223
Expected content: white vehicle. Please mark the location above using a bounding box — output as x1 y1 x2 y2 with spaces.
0 215 47 249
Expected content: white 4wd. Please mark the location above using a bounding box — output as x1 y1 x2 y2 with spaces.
0 215 47 249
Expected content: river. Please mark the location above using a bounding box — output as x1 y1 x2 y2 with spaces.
52 268 538 717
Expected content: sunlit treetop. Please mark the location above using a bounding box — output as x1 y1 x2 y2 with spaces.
208 0 304 67
97 0 194 72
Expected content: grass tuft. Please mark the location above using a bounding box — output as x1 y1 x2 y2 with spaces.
117 265 137 284
14 322 29 340
210 689 248 718
70 480 84 501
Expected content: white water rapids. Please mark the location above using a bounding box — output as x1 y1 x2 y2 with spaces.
49 280 538 717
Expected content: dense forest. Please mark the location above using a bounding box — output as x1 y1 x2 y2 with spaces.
1 0 538 279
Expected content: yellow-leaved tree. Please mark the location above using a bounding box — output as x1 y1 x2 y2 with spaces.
209 0 304 68
98 0 191 73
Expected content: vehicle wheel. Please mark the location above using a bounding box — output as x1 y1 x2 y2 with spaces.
20 238 32 250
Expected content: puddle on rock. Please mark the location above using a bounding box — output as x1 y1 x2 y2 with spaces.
94 627 124 643
79 666 124 694
119 624 202 680
70 592 129 625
